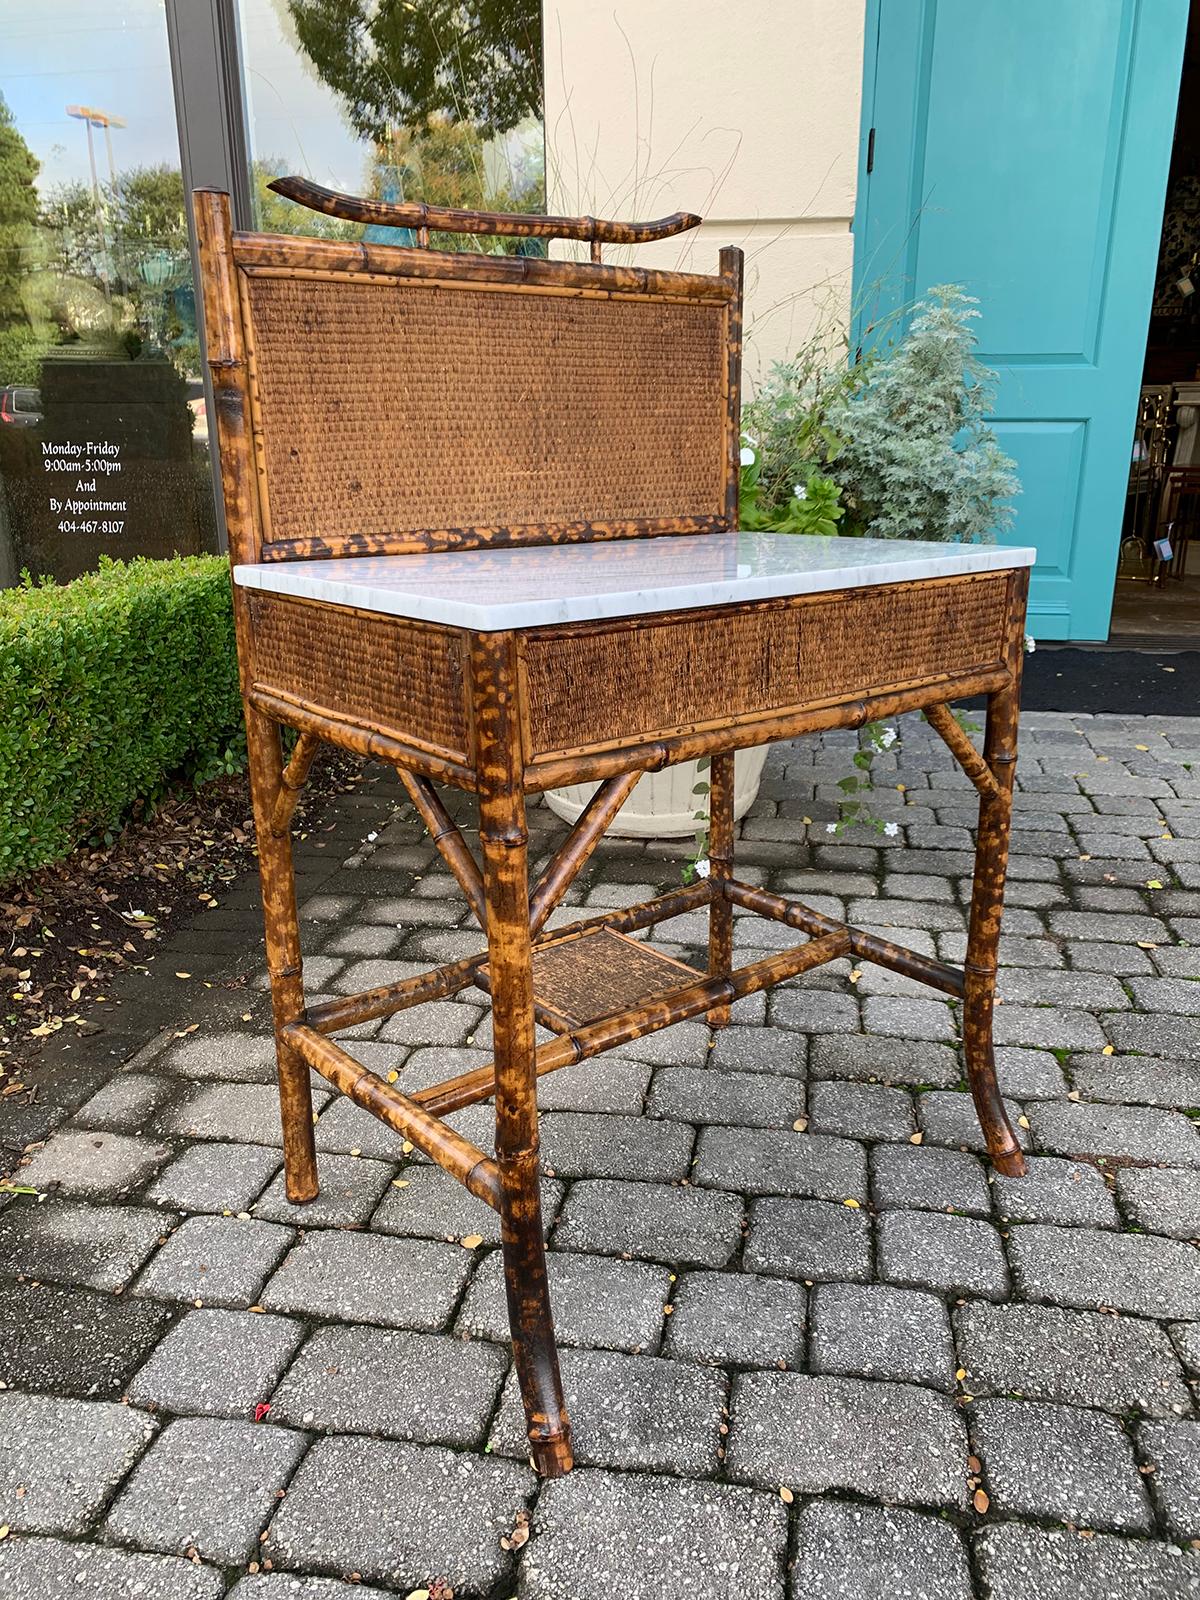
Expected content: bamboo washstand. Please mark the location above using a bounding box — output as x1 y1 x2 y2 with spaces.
195 179 1036 1477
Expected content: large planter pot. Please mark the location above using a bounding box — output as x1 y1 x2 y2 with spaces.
545 746 770 839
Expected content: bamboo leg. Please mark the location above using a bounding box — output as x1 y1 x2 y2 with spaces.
962 680 1025 1177
472 631 572 1477
706 751 736 1027
246 706 319 1202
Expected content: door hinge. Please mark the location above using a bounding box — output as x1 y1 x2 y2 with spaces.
866 127 876 174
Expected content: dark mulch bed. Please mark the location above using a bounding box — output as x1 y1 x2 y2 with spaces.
0 747 364 1076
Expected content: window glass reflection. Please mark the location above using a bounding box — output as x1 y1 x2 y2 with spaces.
238 0 546 250
0 2 218 585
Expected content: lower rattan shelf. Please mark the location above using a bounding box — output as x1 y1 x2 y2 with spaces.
482 925 704 1031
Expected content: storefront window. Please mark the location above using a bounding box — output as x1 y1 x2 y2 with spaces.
0 2 219 586
237 0 546 248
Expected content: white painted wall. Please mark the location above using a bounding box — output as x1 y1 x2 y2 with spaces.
542 0 866 387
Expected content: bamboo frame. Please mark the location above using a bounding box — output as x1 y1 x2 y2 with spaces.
196 179 1032 1481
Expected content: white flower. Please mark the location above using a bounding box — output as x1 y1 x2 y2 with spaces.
694 858 711 879
1024 633 1036 654
825 822 838 833
883 821 899 837
742 431 758 448
739 446 756 468
876 726 898 749
366 831 377 842
793 483 808 501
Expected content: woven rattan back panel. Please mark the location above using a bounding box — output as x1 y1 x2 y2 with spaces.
521 572 1012 760
246 591 470 761
240 267 730 558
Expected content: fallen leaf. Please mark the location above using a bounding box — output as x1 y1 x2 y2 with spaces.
461 1234 484 1249
792 1118 808 1132
1102 1045 1114 1056
175 972 191 980
843 1197 861 1209
973 1489 990 1514
1147 881 1164 891
392 1178 410 1190
1017 1115 1030 1129
909 1131 923 1145
955 1368 968 1381
1135 745 1149 752
1136 942 1157 950
779 1485 794 1504
968 1455 982 1474
386 1070 400 1083
1067 1090 1081 1101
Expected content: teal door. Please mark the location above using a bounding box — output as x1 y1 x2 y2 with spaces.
854 0 1187 639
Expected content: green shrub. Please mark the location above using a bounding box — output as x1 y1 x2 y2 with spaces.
0 554 243 882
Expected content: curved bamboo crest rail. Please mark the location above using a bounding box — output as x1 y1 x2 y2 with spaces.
267 174 703 262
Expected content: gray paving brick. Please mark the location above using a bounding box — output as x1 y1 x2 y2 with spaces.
128 1308 305 1419
871 1144 991 1216
552 1179 744 1267
313 1094 433 1159
860 995 959 1042
991 1005 1108 1051
17 1129 172 1198
1119 1167 1200 1238
878 1208 1009 1299
228 1578 394 1600
1130 976 1200 1015
660 1263 809 1369
491 1345 724 1474
377 997 481 1046
809 1033 961 1087
955 1300 1190 1418
1071 1051 1200 1109
994 1045 1070 1100
810 1281 954 1390
1009 1222 1200 1318
992 1154 1119 1227
104 1415 307 1563
0 1279 170 1398
134 1214 295 1308
252 1152 395 1227
693 1126 867 1200
998 967 1131 1010
73 1073 181 1131
744 1197 872 1283
262 1229 473 1328
534 1053 652 1111
522 1467 788 1600
145 1142 281 1213
768 989 860 1035
808 1079 916 1141
0 1392 156 1535
1140 1420 1200 1538
972 1397 1152 1532
706 1025 806 1077
614 1019 713 1065
270 1323 507 1446
1032 1101 1200 1166
157 1030 278 1083
916 1090 1029 1155
1172 1321 1200 1374
267 1440 534 1600
539 1110 694 1181
647 1066 804 1129
0 1537 225 1600
371 1162 560 1244
1103 1010 1200 1058
980 1525 1200 1600
0 1198 172 1291
790 1500 972 1600
163 1081 329 1145
1066 939 1156 975
458 1248 669 1354
726 1371 968 1507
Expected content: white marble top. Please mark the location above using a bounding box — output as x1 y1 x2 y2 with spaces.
234 533 1036 632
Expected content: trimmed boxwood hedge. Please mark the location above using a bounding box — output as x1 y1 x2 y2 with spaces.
1 555 244 883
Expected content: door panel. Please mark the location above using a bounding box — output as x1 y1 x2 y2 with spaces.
854 0 1187 639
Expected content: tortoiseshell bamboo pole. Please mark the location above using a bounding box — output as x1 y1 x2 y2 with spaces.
528 769 644 936
269 730 320 836
248 689 477 789
195 188 318 1204
924 703 1002 802
283 1022 500 1205
706 751 736 1027
722 880 965 998
472 630 571 1478
962 571 1030 1176
395 767 487 926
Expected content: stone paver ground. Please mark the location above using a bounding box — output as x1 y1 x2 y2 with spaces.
3 710 1200 1599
